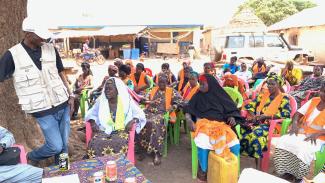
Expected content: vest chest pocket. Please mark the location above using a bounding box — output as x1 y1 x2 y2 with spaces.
47 69 60 80
27 73 42 86
52 87 68 103
18 92 47 111
15 75 29 88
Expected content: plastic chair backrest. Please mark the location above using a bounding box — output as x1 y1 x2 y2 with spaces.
85 121 136 164
288 94 297 117
145 68 153 77
284 80 291 93
12 144 27 164
223 87 243 108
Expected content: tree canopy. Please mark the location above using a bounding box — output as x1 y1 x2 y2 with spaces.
238 0 317 26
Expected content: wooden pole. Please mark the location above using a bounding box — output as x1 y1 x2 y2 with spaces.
133 35 136 48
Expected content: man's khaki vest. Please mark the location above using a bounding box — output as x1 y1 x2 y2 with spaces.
9 43 68 113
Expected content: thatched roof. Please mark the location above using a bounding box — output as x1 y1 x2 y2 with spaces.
219 8 267 34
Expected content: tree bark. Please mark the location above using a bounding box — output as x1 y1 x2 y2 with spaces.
0 0 44 150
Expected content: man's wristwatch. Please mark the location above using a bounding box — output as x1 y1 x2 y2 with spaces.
0 143 6 149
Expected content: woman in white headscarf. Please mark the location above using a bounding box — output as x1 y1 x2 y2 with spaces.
85 77 146 158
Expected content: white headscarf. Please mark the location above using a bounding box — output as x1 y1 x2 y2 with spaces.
85 77 146 135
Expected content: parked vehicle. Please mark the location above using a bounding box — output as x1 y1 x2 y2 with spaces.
214 32 314 63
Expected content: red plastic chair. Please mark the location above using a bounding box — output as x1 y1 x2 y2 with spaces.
145 68 153 77
240 95 297 172
85 121 136 164
261 95 297 171
12 144 27 164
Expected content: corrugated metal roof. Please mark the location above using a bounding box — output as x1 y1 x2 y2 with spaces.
268 6 325 31
54 26 146 38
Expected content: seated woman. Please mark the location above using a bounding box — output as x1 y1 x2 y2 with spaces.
182 71 200 102
249 57 269 86
222 56 240 74
281 60 303 86
125 59 136 74
85 77 146 158
240 74 291 168
274 83 325 182
177 66 192 92
203 62 222 85
235 62 253 82
89 65 118 104
290 65 325 107
72 62 93 119
138 74 182 165
130 63 150 95
153 63 177 87
118 64 134 90
184 73 242 181
222 73 248 100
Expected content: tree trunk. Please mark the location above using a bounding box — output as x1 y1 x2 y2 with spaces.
0 0 44 151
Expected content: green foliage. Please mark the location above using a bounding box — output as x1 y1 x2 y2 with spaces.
238 0 317 26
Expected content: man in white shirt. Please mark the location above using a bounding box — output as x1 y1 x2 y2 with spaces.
234 63 252 82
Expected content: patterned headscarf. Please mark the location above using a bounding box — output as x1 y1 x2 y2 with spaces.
267 72 284 86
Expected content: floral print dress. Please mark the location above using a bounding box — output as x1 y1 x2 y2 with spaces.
240 94 291 158
138 89 182 155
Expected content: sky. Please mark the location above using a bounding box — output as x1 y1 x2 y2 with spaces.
27 0 323 28
27 0 245 28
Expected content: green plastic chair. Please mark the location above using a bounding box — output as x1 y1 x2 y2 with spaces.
315 146 325 175
163 112 174 157
173 110 189 145
80 89 89 119
223 87 243 108
253 79 265 90
191 133 198 179
145 76 154 93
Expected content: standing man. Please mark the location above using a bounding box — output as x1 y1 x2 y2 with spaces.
0 17 73 165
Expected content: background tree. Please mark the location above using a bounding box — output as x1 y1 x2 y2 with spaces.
238 0 317 26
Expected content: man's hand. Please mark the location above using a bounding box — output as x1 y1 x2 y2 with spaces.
227 117 236 127
0 147 3 154
304 133 320 145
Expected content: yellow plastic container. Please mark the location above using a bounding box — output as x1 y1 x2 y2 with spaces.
207 152 238 183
